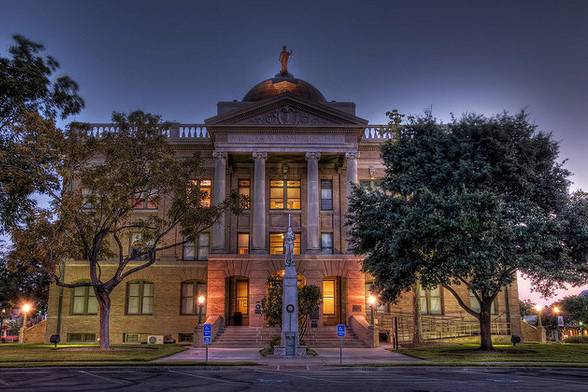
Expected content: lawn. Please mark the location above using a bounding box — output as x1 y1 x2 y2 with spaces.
0 343 186 366
400 342 588 365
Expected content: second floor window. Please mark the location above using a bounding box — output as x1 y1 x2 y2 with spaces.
270 180 301 210
127 281 154 315
269 232 301 255
237 233 250 254
132 191 158 209
320 180 333 210
71 285 97 315
189 179 212 208
418 284 442 315
321 233 333 254
183 233 209 260
238 179 251 209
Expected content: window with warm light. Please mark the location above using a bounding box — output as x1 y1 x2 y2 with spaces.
127 281 154 315
270 180 301 210
71 285 97 315
418 283 442 315
269 232 301 255
188 179 212 207
180 281 207 315
322 279 336 315
131 191 158 210
183 233 209 261
320 180 333 210
237 233 250 254
236 280 248 314
238 179 251 209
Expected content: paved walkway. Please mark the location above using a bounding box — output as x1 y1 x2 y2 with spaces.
156 345 419 365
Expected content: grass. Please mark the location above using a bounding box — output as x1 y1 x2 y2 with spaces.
399 342 588 365
0 343 185 366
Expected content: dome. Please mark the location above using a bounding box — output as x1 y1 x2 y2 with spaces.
243 73 326 103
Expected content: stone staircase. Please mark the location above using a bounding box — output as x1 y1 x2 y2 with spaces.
212 325 369 348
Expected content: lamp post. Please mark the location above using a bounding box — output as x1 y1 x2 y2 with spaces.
534 304 544 328
553 306 561 342
368 294 376 326
194 295 205 347
19 303 32 344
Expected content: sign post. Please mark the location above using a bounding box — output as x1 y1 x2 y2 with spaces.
337 324 346 365
202 323 212 363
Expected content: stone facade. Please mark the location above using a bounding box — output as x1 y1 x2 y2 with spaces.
44 70 522 345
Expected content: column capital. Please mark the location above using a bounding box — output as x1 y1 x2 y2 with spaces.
345 151 360 160
305 151 321 161
252 152 268 160
212 151 227 160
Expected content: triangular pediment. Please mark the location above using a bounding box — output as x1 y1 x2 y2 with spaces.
205 94 367 127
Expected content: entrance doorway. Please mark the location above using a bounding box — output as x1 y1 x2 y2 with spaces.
322 276 346 325
225 277 249 326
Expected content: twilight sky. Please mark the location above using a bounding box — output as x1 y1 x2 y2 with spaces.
2 0 587 304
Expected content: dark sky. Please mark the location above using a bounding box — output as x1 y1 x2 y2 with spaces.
2 0 587 300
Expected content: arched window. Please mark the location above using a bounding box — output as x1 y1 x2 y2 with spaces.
71 283 97 315
180 281 207 315
126 280 154 315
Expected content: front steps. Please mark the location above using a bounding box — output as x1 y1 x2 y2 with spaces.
212 325 369 348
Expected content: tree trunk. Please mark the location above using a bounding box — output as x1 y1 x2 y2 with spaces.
479 300 494 351
413 284 423 345
95 289 111 350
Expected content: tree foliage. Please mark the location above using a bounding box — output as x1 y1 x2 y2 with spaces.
560 295 588 325
0 35 84 231
9 111 245 349
348 111 588 350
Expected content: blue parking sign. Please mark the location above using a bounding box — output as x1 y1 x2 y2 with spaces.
337 324 346 337
203 323 212 337
203 335 212 345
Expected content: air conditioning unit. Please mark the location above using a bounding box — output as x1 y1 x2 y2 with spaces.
147 335 164 345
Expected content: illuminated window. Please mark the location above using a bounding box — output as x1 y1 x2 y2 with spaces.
71 285 97 315
322 279 336 315
418 283 442 315
270 180 301 210
469 290 497 314
237 233 250 254
129 233 148 260
321 233 333 254
236 280 248 314
269 232 301 255
132 191 158 209
183 233 209 261
127 281 154 315
238 179 251 209
189 179 212 208
180 281 207 315
320 180 333 210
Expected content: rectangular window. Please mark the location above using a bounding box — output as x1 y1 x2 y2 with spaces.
129 233 149 260
132 192 158 210
236 280 248 314
181 282 207 315
269 232 301 255
322 279 336 315
418 284 442 315
67 333 96 343
321 233 334 254
123 333 140 343
237 233 250 254
127 281 154 315
320 180 333 210
270 180 301 210
238 179 251 209
183 233 209 261
178 333 194 343
189 179 212 208
469 290 497 314
72 286 98 315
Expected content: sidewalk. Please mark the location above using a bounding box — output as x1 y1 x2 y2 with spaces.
156 345 420 366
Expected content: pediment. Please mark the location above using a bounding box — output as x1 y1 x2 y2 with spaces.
205 94 367 127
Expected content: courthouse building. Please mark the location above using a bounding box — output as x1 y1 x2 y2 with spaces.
43 56 522 346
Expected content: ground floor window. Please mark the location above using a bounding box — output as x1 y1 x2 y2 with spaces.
418 284 442 315
181 281 207 315
178 333 193 343
469 290 497 314
127 281 154 315
123 333 140 343
322 279 336 315
67 333 96 343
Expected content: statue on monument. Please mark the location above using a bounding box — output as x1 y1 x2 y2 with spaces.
279 45 293 75
284 226 295 267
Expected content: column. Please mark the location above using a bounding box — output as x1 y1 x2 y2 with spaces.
305 152 321 253
344 151 360 252
211 151 227 253
251 152 268 254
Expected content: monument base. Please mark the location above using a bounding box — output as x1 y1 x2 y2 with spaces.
273 345 307 357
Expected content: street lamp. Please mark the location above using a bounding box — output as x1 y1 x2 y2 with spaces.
19 303 33 344
534 304 544 328
368 294 377 326
553 306 561 342
193 295 205 347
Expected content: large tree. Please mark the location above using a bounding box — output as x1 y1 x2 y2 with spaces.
348 111 588 350
9 111 245 349
560 295 588 326
0 35 84 232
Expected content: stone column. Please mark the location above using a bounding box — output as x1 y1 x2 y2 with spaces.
344 151 360 252
305 152 321 253
251 152 268 254
211 151 227 253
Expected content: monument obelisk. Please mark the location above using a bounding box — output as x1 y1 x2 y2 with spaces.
275 215 305 356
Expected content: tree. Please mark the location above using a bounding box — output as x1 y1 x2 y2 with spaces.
561 295 588 325
0 35 84 232
260 273 320 343
519 299 535 318
348 111 588 350
9 111 245 349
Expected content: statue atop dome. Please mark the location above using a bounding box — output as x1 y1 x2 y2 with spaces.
279 46 293 76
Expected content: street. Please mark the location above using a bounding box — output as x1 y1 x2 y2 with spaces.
0 366 586 391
